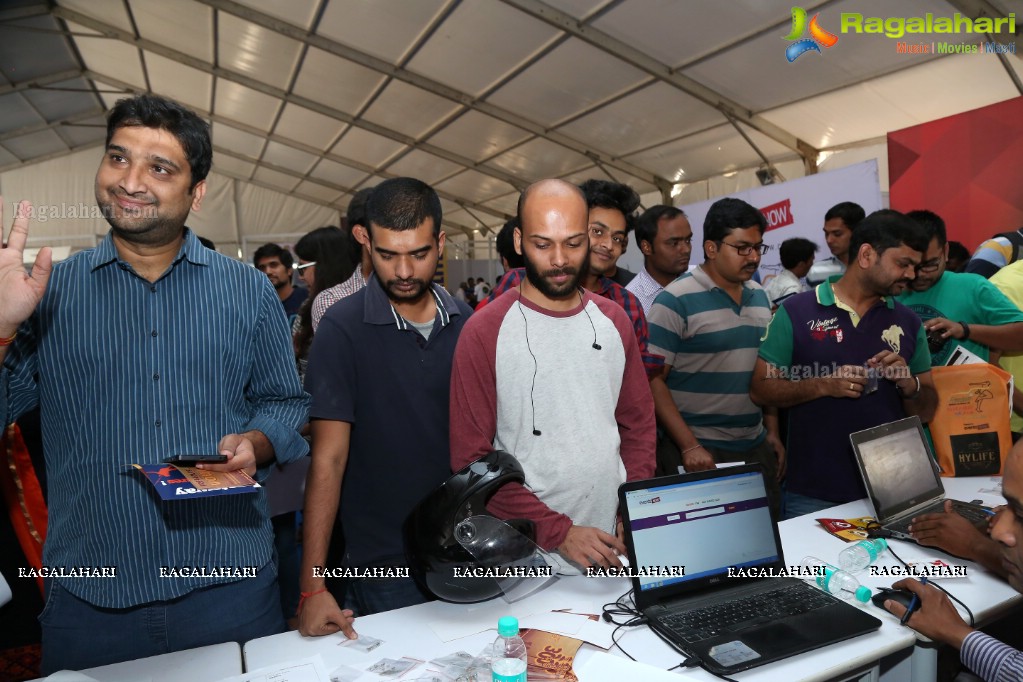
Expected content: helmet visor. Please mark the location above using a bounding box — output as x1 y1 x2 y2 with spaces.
454 515 561 602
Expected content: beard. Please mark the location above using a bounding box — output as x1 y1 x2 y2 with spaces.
96 191 183 246
523 250 587 300
384 277 431 303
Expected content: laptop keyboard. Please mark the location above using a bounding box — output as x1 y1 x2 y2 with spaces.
888 500 991 534
659 582 833 645
950 501 992 524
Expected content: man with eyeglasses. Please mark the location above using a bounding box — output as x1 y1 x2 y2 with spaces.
647 198 785 516
479 179 663 380
897 210 1023 367
752 210 937 518
625 205 693 315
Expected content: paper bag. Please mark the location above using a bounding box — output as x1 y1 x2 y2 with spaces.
929 363 1010 476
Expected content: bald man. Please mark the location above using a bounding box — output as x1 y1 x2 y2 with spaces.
449 179 656 572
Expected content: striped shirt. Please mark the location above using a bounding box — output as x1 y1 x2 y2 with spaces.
311 267 367 331
0 229 310 608
480 267 663 379
648 265 772 450
961 631 1023 682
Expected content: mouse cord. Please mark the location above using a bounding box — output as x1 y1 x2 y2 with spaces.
887 544 975 626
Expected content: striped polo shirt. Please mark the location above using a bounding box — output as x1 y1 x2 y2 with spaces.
648 265 772 450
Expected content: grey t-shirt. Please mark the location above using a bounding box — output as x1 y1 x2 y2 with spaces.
406 315 437 340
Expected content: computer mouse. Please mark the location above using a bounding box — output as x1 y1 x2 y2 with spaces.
871 587 917 613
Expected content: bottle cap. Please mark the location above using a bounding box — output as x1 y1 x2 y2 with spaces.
497 616 520 637
854 586 872 603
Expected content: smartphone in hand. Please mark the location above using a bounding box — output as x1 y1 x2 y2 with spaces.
162 454 228 465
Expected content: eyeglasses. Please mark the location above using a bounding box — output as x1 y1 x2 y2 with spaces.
718 241 771 256
917 259 943 273
295 261 316 270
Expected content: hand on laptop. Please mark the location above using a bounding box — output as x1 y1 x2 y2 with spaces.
884 578 974 649
559 525 627 568
909 500 1006 578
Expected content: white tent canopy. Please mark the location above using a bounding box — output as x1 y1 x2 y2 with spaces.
1 0 1020 257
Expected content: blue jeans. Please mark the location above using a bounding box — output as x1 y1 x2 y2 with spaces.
343 576 432 617
782 491 837 520
40 563 284 674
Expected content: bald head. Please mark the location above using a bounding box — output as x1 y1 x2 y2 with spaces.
513 179 589 308
517 179 586 227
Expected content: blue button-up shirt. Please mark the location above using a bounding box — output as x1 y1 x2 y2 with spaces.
1 229 309 607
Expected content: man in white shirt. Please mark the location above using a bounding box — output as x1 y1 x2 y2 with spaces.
625 205 693 314
763 237 817 309
806 202 865 285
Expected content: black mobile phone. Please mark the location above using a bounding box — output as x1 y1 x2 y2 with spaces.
162 454 228 465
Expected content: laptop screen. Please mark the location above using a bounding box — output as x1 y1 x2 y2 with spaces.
621 467 780 595
850 416 944 520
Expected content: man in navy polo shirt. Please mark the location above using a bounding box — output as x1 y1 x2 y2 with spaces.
298 177 472 638
751 210 937 518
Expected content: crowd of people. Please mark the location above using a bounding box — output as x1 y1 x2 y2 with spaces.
2 93 1023 681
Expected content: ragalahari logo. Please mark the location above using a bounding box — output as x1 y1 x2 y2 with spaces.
784 7 839 61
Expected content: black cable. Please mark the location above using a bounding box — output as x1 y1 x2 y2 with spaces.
601 588 650 664
515 298 542 436
887 543 975 626
601 587 740 677
700 667 741 682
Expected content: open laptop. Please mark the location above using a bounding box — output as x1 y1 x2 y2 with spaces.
619 464 881 675
850 416 993 541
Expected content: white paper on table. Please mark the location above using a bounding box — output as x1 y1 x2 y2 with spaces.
576 651 702 681
575 618 618 649
677 461 746 474
43 673 102 682
978 477 1003 497
427 589 574 642
518 612 617 649
519 612 587 635
216 654 330 682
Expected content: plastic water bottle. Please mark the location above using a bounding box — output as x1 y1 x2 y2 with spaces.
491 616 527 682
838 538 889 573
800 556 871 604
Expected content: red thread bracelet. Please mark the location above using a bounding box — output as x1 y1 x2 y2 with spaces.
0 332 16 347
296 587 329 615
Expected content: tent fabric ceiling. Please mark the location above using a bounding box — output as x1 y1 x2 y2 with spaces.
0 0 1020 239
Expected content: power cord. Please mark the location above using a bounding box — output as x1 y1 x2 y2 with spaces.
600 587 738 680
887 543 975 626
601 587 645 661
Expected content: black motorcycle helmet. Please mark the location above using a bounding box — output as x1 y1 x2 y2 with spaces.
403 450 559 603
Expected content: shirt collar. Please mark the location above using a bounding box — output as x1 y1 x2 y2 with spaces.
362 273 462 328
594 275 616 296
816 274 894 310
89 227 211 272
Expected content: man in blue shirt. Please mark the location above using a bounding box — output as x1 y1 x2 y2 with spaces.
0 95 308 672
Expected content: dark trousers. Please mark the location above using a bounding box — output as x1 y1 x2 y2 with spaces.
40 563 284 674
